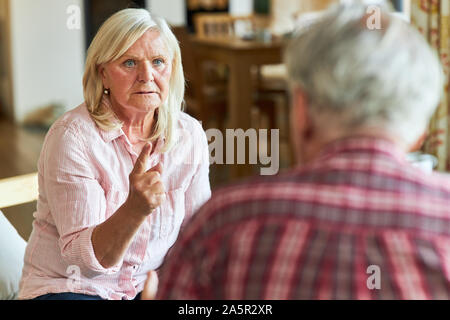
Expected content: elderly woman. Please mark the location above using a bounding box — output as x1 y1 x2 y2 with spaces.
18 8 211 300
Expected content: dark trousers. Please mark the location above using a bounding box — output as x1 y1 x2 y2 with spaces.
32 292 142 300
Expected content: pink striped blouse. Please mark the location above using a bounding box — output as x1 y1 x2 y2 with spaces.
18 103 211 300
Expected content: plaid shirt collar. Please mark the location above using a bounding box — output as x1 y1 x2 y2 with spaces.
316 135 407 163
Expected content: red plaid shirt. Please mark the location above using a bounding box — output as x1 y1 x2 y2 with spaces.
157 137 450 299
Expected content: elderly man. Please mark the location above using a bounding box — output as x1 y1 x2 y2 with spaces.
147 3 450 299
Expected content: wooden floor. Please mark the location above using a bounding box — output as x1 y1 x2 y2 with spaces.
0 118 46 240
0 119 46 177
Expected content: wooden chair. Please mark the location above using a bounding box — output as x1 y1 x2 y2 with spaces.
195 13 288 122
171 25 228 130
194 13 257 39
0 172 38 209
173 24 276 131
189 15 287 131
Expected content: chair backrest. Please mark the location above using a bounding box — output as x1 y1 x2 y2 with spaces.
194 13 255 39
0 172 38 209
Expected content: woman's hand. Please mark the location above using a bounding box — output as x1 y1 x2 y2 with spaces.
92 144 165 269
141 270 159 300
126 143 166 217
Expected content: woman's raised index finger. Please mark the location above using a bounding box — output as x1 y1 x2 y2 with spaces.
132 143 152 174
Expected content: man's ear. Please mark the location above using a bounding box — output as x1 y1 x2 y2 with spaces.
291 87 310 135
290 87 312 165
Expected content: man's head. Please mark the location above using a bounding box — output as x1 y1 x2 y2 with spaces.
285 2 443 164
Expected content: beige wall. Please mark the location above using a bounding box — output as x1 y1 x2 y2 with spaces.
297 0 337 12
270 0 338 35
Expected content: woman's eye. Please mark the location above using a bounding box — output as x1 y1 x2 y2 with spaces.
153 58 164 66
123 59 136 67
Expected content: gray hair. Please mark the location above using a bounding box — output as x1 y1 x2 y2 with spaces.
285 2 443 146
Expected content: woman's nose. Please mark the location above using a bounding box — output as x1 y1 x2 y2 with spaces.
138 61 154 82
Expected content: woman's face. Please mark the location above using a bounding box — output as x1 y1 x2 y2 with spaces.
100 29 172 115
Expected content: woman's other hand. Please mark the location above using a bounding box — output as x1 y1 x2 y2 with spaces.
141 270 159 300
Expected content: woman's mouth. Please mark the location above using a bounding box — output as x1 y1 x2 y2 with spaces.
135 91 156 95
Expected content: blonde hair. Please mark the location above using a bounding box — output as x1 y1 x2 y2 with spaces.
83 8 185 152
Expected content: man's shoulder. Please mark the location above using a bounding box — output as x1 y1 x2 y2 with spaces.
203 162 450 218
423 171 450 194
208 169 302 208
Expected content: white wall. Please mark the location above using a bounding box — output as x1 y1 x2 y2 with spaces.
147 0 255 25
10 0 85 122
147 0 186 26
230 0 253 16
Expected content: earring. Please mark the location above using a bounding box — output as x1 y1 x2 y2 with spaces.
104 88 110 95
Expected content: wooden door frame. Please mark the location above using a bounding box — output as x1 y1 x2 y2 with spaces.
0 0 14 120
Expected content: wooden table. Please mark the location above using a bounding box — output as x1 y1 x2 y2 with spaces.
190 36 285 179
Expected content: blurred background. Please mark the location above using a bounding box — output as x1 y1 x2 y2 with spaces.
0 0 419 240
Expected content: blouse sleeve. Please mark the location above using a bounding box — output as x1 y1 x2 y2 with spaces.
182 122 211 228
41 124 122 278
